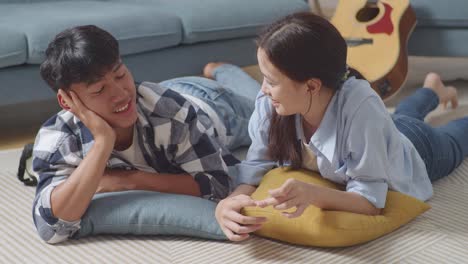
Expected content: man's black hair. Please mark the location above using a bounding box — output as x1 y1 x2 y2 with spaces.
40 25 120 92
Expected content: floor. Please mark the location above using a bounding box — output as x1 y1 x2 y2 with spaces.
2 113 468 263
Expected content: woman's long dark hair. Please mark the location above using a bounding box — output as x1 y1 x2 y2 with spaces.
256 12 360 168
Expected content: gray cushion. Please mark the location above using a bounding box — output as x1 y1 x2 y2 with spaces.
411 0 468 28
0 2 183 64
76 191 226 240
113 0 310 44
0 27 27 68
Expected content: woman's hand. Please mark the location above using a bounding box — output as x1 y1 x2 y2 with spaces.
256 178 383 217
215 194 267 241
256 178 316 218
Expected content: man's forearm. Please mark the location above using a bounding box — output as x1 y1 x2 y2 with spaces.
51 140 113 222
229 184 257 197
104 169 201 197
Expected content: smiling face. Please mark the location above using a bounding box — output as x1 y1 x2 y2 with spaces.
257 48 311 116
66 61 138 129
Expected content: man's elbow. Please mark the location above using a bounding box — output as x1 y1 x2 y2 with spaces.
35 221 69 244
34 213 78 244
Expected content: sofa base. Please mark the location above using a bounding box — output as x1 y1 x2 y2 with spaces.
0 37 258 129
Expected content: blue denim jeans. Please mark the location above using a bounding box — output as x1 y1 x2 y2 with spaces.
392 88 468 181
160 64 261 150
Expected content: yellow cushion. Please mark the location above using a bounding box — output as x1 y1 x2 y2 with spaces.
242 167 431 247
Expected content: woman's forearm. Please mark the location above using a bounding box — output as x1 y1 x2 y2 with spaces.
312 185 382 215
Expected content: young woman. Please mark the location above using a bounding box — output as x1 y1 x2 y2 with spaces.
212 12 467 241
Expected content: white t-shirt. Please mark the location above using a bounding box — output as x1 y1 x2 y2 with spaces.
115 127 156 173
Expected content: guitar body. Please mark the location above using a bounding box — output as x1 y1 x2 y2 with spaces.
331 0 416 100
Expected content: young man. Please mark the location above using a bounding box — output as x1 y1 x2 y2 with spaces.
32 25 260 243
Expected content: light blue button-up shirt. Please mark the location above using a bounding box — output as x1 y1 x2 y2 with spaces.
236 77 433 208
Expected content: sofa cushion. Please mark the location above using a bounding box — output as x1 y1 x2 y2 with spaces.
115 0 310 44
0 1 183 64
411 0 468 28
0 0 94 2
409 28 468 57
0 27 27 68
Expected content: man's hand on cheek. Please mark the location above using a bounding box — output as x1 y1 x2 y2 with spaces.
58 89 116 145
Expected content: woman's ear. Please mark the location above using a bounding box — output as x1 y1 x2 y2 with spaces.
306 78 322 93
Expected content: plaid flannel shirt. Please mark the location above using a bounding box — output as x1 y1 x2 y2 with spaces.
32 81 239 243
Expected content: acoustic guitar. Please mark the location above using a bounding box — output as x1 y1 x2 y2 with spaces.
331 0 416 100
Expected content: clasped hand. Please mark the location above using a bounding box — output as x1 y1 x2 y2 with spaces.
216 179 316 241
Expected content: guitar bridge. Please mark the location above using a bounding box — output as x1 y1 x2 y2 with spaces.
345 38 373 47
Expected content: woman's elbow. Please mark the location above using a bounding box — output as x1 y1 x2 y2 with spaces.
366 207 383 216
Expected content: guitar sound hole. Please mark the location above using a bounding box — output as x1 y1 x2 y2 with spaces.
356 5 380 22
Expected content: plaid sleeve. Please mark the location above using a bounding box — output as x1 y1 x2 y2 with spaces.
173 103 233 200
142 85 234 200
32 118 82 244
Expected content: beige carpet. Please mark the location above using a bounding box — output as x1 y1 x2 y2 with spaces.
1 147 468 263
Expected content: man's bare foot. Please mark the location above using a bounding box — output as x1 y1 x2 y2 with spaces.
423 72 458 109
203 62 226 79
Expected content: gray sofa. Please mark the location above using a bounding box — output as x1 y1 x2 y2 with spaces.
2 0 467 131
408 0 468 57
0 0 309 130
